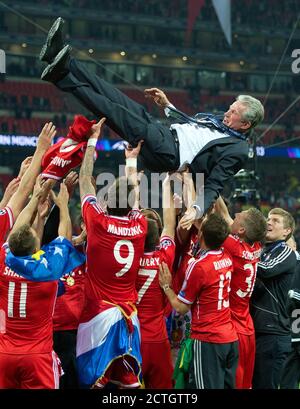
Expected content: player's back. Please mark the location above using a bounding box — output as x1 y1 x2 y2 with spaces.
82 196 147 316
179 249 237 343
0 257 57 354
136 236 175 342
223 235 262 334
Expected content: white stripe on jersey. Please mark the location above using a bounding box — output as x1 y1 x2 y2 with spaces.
259 246 292 269
82 194 104 215
177 294 193 305
5 206 14 229
185 258 201 281
52 351 60 389
7 281 15 318
19 282 27 318
40 173 61 181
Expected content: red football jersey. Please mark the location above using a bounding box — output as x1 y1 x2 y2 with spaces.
53 263 85 331
173 227 199 294
81 195 147 322
136 236 175 342
223 235 262 335
178 249 237 343
0 207 14 246
0 248 57 354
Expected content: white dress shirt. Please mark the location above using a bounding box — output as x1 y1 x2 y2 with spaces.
165 105 229 170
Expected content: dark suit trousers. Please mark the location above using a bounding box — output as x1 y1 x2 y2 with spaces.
56 59 179 171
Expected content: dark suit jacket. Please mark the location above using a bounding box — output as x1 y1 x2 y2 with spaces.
188 135 249 213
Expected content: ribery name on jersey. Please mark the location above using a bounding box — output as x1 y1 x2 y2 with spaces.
139 256 160 267
107 223 143 236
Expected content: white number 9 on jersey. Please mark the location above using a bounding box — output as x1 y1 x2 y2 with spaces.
114 240 134 277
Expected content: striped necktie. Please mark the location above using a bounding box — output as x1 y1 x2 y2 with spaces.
167 106 247 140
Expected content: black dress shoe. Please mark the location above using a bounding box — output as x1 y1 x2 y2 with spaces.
39 17 65 63
41 44 72 83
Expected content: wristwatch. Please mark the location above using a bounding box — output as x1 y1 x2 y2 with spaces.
162 283 171 292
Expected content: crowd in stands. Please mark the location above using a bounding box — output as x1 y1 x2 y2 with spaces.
13 0 297 31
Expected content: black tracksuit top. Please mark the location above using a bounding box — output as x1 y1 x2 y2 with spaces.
251 240 297 335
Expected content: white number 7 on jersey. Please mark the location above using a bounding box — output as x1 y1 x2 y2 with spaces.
136 269 157 304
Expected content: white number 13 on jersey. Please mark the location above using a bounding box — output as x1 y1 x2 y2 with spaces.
114 240 134 277
217 271 231 310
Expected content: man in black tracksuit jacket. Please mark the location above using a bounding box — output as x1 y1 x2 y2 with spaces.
250 208 297 389
281 237 300 389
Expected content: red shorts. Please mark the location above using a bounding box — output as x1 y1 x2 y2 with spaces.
235 332 256 389
0 351 61 389
141 340 173 389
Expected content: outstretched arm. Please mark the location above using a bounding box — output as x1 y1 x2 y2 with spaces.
17 156 33 180
7 123 56 220
9 178 53 236
0 178 20 208
177 170 198 238
50 183 72 241
32 196 52 244
79 118 106 200
124 140 143 209
124 140 143 184
214 196 233 227
144 88 171 108
180 154 246 230
159 262 190 315
161 174 176 239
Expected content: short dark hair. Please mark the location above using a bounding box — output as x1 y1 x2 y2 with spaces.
141 208 163 236
243 208 267 244
201 214 230 250
144 217 160 252
106 176 137 217
8 224 36 256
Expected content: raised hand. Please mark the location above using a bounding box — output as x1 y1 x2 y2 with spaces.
38 195 52 219
32 176 53 201
0 178 20 208
179 207 198 231
18 156 33 179
144 88 171 108
124 140 144 159
88 117 106 141
37 122 57 152
159 262 172 288
64 171 79 196
173 193 183 215
50 182 69 208
72 227 87 247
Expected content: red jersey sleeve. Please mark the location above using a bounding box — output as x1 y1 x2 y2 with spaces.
0 206 14 244
81 194 105 229
223 234 240 257
177 259 204 305
159 236 176 270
